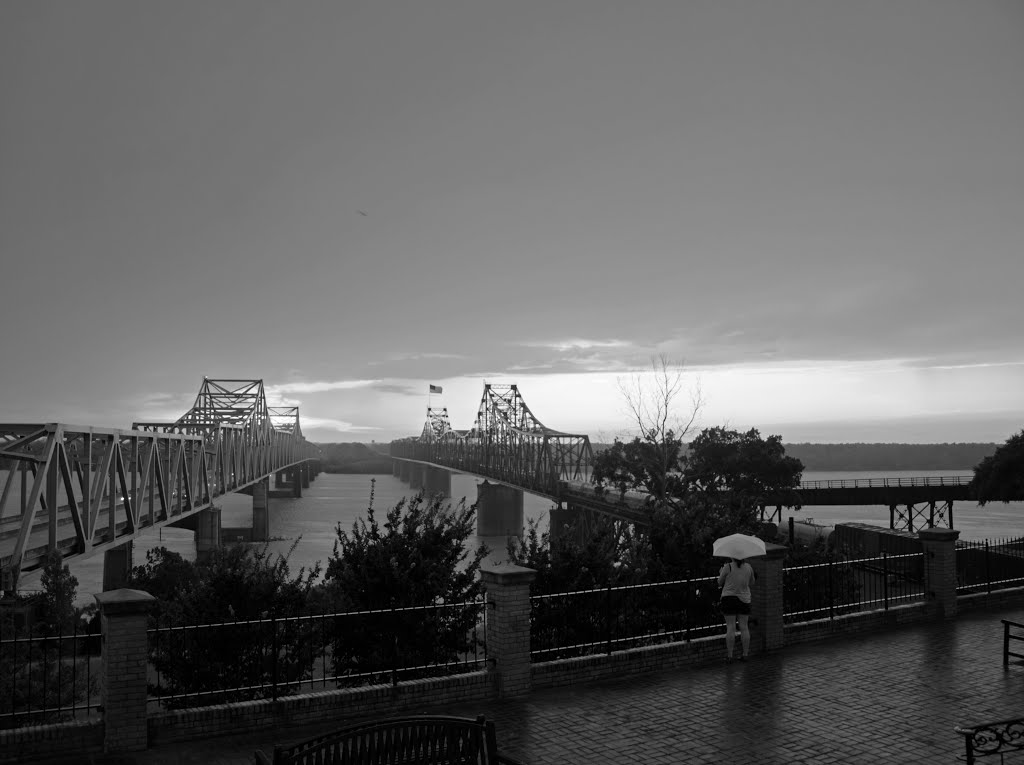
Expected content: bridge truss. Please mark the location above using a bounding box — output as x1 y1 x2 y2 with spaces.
393 383 593 499
0 378 318 589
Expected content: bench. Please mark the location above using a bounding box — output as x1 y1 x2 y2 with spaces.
954 718 1024 763
1003 620 1024 668
254 714 528 765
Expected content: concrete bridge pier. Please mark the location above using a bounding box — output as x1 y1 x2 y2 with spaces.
476 481 524 537
102 541 134 591
291 466 303 498
195 506 222 562
423 466 451 498
409 463 425 491
301 463 310 489
275 471 287 489
399 461 411 482
548 501 576 541
252 478 270 542
393 460 401 478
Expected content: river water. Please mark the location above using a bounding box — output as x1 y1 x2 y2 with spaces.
14 470 1024 606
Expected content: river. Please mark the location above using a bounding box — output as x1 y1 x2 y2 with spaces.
13 470 1024 606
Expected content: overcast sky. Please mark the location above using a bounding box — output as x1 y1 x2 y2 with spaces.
2 1 1022 445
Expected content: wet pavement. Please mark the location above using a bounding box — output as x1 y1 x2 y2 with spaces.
47 606 1024 764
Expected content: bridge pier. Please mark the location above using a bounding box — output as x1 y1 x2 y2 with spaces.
476 481 524 537
399 461 411 482
423 466 451 498
252 478 270 542
548 502 575 541
301 463 310 489
195 506 222 562
102 541 134 591
275 471 287 489
291 466 303 498
409 463 425 491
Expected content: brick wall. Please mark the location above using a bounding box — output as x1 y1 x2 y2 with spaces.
0 719 104 764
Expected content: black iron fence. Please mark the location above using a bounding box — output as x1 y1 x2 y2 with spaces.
955 538 1024 594
146 598 487 710
0 604 100 728
529 575 722 662
783 552 925 624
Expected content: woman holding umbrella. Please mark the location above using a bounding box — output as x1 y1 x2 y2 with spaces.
714 534 765 662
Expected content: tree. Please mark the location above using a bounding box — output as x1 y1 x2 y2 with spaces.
592 356 701 505
127 542 322 707
972 430 1024 505
683 426 804 510
318 490 488 684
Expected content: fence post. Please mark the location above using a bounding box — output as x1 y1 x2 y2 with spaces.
918 528 960 619
94 588 156 755
481 563 536 698
749 543 786 655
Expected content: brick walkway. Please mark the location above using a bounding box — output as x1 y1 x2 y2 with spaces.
53 606 1024 764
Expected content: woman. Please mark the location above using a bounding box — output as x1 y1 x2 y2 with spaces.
718 557 757 661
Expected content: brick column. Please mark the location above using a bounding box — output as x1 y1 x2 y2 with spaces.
481 563 536 698
749 543 786 655
195 506 221 563
919 528 960 618
94 589 156 754
102 541 134 592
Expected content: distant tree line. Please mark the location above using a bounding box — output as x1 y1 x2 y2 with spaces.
591 442 999 472
316 442 393 473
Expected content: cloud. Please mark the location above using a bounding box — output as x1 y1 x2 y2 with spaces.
516 338 632 352
368 352 467 365
265 379 381 395
301 416 382 433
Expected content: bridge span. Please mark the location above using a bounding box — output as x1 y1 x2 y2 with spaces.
0 378 320 592
390 383 986 536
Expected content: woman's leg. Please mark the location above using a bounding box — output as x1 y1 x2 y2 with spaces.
724 614 737 658
738 614 750 657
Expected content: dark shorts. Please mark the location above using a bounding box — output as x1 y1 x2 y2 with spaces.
720 596 751 616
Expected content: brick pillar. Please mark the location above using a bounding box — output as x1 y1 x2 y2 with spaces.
749 543 786 655
481 563 536 698
919 527 960 618
252 478 269 542
94 589 156 754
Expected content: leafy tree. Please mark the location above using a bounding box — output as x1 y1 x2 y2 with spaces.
972 430 1024 505
684 426 804 510
127 542 321 707
1 552 95 728
318 490 488 684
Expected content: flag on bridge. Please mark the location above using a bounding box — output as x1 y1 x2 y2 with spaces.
429 384 443 394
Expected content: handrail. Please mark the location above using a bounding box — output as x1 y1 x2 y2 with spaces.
798 475 973 490
955 717 1024 763
1003 619 1024 668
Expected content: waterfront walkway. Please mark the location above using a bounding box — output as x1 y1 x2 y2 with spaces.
56 605 1024 764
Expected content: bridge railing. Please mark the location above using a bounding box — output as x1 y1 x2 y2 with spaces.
529 574 722 662
798 475 973 490
145 599 487 710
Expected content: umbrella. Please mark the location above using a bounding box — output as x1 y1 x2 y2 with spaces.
713 533 766 560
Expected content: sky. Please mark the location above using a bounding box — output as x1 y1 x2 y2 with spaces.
1 1 1022 446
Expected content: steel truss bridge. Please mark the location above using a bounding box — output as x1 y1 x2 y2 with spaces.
0 378 319 590
390 383 593 498
391 383 991 536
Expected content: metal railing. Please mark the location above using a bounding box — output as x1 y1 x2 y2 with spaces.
0 611 100 727
783 552 925 623
956 538 1024 594
529 575 722 662
146 599 487 710
798 475 973 490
